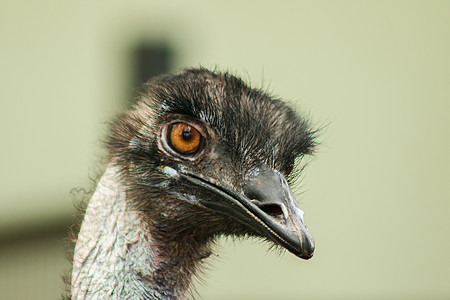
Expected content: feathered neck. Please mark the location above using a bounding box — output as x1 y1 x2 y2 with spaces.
71 165 209 299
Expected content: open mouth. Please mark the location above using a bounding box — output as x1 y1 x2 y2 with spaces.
179 170 315 259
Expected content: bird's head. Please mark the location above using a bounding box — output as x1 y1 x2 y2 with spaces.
107 68 316 260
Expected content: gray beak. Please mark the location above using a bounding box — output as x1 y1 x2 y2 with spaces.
180 166 315 259
243 167 315 259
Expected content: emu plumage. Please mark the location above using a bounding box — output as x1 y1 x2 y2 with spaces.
72 68 316 299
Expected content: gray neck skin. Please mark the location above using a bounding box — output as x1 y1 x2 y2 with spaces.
71 165 198 299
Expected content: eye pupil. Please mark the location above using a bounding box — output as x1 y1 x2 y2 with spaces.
182 130 193 141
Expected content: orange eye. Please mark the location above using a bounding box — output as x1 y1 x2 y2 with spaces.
167 122 202 154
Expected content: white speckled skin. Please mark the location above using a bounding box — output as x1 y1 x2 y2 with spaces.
72 165 161 299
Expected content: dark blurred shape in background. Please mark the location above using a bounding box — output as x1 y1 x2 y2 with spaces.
133 43 172 90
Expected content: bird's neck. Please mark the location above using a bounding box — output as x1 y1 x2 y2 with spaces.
71 165 209 299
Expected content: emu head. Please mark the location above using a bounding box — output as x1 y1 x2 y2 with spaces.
72 68 316 299
110 68 315 257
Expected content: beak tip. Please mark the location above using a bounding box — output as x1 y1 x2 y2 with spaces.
298 230 315 259
302 245 315 259
301 253 314 260
299 246 315 260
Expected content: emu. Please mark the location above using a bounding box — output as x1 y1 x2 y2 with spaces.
71 68 316 299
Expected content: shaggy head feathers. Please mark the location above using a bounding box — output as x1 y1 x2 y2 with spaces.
108 68 315 179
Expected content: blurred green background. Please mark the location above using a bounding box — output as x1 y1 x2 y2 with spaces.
1 1 449 299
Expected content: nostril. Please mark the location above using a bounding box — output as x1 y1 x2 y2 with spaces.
258 203 284 219
245 179 287 220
